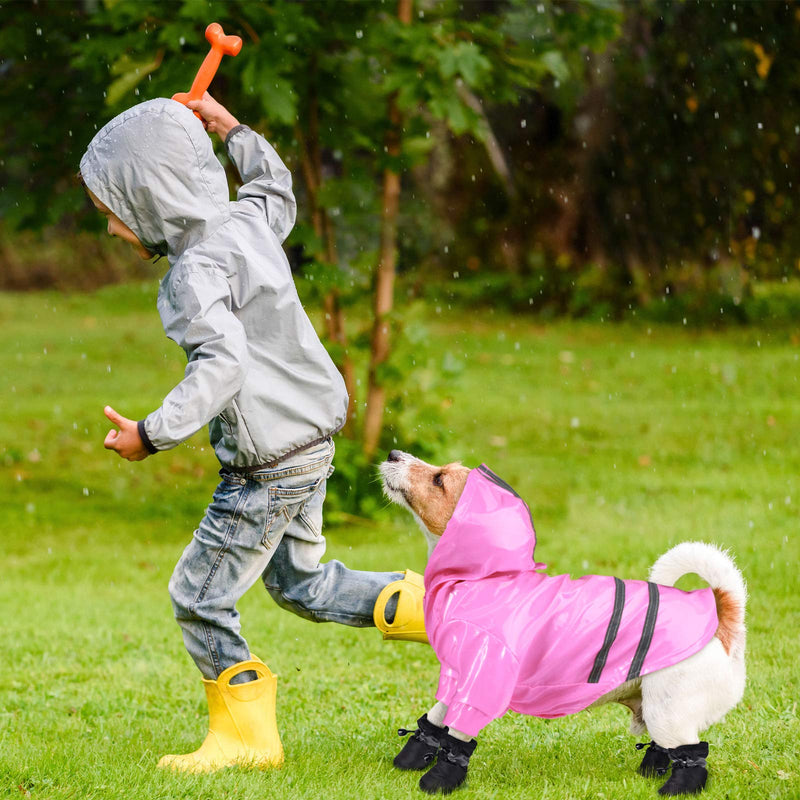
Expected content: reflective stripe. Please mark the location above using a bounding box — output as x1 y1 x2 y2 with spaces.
588 577 625 683
627 582 660 680
478 465 523 499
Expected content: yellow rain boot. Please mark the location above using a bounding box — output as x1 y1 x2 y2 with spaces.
373 569 428 644
157 656 283 773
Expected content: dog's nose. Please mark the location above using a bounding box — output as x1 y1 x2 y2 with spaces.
387 450 403 462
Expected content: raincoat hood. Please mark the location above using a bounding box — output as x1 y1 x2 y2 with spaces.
80 98 229 259
425 465 546 590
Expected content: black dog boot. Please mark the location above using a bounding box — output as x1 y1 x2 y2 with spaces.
658 742 709 796
394 714 448 770
419 732 477 794
636 740 671 777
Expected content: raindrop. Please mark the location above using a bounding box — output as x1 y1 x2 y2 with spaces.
83 487 90 496
179 36 186 46
356 30 363 39
36 27 42 36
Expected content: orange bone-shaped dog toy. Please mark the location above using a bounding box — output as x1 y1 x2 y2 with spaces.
172 23 242 116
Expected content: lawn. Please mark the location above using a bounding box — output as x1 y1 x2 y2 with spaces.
1 282 798 799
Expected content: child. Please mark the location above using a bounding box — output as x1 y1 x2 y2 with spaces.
80 93 426 772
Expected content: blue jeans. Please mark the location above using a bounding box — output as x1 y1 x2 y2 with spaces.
168 438 401 680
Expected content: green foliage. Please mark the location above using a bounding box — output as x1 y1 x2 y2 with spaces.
5 0 800 316
0 0 620 230
0 2 108 229
592 1 800 284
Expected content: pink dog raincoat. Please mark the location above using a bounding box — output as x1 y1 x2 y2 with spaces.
424 466 719 737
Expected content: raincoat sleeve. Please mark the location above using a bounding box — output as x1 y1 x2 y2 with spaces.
141 265 248 451
224 125 297 243
434 620 521 738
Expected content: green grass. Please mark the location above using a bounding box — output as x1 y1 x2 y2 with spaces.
1 283 798 799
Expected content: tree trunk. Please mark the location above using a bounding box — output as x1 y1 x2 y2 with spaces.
363 0 412 459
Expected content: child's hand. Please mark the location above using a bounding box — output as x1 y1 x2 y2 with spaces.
187 92 240 140
103 406 150 461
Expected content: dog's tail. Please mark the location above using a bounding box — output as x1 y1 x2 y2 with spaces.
650 541 747 658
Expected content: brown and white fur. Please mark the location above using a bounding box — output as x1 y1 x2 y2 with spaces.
381 450 747 792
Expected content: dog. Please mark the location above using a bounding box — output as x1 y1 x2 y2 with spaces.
380 450 746 796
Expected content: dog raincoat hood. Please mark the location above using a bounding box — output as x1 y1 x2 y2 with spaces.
79 99 348 467
424 466 719 737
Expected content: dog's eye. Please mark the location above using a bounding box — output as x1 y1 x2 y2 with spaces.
433 472 444 487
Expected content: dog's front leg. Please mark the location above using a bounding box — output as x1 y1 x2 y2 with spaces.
394 702 450 771
408 703 477 795
418 726 477 795
426 701 448 728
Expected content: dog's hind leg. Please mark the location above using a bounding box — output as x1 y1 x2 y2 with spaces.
619 696 647 736
635 740 671 778
641 638 741 748
657 742 709 796
638 639 739 795
622 697 673 779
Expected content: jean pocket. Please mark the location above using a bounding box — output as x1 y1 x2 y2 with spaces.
261 476 325 548
296 478 327 541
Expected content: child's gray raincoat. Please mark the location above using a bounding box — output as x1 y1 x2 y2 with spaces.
80 99 348 468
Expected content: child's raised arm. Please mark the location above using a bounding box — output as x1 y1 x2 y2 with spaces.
190 93 297 244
